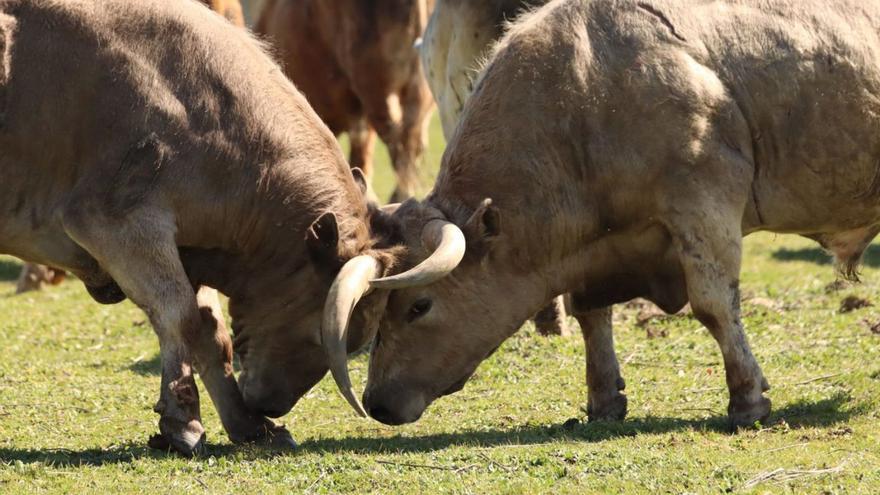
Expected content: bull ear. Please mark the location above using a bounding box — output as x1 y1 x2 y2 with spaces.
351 168 368 195
465 198 501 239
306 212 340 265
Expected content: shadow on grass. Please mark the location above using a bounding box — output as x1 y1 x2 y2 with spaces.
771 244 880 267
127 352 161 376
301 393 861 455
126 352 243 376
0 258 22 282
0 393 864 466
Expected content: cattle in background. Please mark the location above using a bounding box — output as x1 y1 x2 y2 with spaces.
200 0 245 26
421 0 546 138
0 0 400 455
319 0 880 429
256 0 436 201
420 0 567 336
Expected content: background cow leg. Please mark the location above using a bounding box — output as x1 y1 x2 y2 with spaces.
192 286 295 448
533 295 570 336
570 302 627 421
62 209 210 455
390 78 434 201
349 118 377 179
15 263 65 294
348 118 379 203
673 223 771 429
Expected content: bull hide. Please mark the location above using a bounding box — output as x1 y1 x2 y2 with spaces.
13 0 248 295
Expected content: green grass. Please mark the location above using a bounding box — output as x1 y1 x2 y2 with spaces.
2 116 880 493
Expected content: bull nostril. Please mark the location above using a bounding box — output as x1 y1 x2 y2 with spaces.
368 404 397 425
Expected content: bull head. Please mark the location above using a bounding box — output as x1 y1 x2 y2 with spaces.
320 199 479 417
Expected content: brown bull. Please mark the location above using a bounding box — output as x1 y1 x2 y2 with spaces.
200 0 245 25
256 0 436 201
13 0 245 294
0 0 397 455
321 0 880 428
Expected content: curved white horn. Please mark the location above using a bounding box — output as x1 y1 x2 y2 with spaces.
322 255 383 417
369 219 466 289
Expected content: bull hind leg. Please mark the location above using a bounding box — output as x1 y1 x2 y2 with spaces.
672 216 771 429
348 119 379 203
533 295 570 336
62 208 282 454
570 303 627 421
390 78 435 202
363 81 433 202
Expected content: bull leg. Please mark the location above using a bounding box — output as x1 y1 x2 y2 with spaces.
570 302 627 421
390 79 434 202
192 287 295 447
62 209 273 455
349 118 377 180
348 118 379 203
673 223 771 429
15 263 65 294
363 85 432 201
533 295 570 336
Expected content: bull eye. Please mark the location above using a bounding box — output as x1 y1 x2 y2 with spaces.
407 298 433 322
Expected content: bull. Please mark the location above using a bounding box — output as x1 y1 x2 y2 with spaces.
255 0 436 201
321 0 880 428
0 0 396 455
200 0 245 26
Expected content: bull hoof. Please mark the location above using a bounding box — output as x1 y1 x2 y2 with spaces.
231 421 297 451
85 281 127 305
260 426 297 451
728 395 771 430
587 392 628 422
149 418 206 456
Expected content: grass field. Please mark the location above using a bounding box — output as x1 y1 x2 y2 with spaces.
2 115 880 493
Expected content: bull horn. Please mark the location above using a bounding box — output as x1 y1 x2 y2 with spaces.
322 255 383 418
369 219 466 289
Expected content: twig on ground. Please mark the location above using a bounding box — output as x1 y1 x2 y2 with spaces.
676 407 717 414
742 462 847 489
478 452 513 473
789 371 847 386
376 460 465 471
304 470 326 493
762 442 808 454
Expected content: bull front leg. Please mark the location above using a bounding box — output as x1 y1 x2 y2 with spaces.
62 205 285 455
570 302 627 421
191 287 295 448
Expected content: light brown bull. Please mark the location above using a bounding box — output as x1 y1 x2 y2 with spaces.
320 0 880 429
0 0 397 455
256 0 436 201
